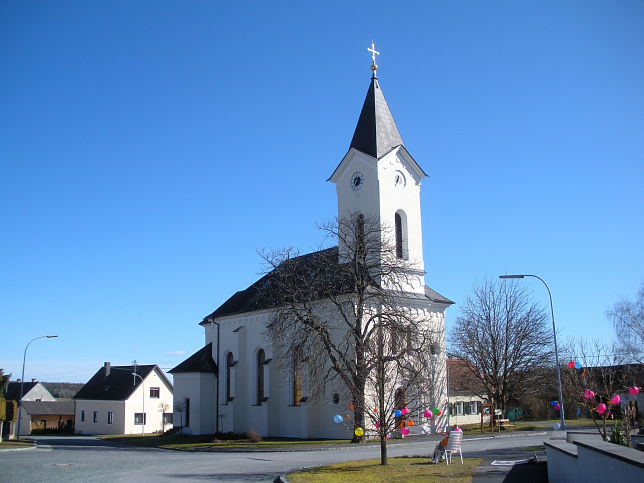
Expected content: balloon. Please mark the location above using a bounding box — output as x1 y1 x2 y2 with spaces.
554 403 561 411
568 361 575 369
401 407 409 416
423 409 432 418
334 414 343 424
597 403 607 415
577 407 581 416
401 427 409 436
432 408 440 415
354 427 364 437
386 434 390 440
581 369 586 377
375 422 380 429
583 389 595 400
611 395 620 405
349 403 354 409
553 423 560 430
551 400 558 406
574 361 582 370
454 426 462 432
373 407 378 412
346 414 350 419
629 386 640 395
408 420 415 427
437 409 442 417
394 409 402 418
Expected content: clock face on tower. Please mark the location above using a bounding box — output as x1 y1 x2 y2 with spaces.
351 172 364 191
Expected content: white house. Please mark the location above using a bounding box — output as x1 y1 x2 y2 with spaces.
171 54 453 438
74 362 173 435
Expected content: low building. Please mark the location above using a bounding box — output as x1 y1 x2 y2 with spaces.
18 401 74 435
74 362 173 435
447 358 486 426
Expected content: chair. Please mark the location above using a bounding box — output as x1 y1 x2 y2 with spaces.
444 430 463 465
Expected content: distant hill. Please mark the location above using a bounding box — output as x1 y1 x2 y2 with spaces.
42 382 84 399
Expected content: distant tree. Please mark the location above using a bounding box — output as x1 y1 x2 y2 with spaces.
449 278 553 413
262 214 444 465
0 369 10 397
608 283 644 363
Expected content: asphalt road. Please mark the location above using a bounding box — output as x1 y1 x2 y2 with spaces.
0 432 551 482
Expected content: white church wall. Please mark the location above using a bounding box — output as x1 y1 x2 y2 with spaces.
172 372 215 434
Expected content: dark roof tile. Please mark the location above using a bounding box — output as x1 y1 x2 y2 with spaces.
169 343 217 374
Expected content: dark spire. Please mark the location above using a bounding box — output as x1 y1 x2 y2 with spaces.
349 73 404 159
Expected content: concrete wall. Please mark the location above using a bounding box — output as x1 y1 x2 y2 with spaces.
546 435 644 483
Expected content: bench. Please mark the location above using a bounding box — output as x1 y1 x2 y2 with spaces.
496 419 516 431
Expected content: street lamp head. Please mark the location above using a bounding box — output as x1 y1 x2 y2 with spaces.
46 335 59 338
499 275 525 279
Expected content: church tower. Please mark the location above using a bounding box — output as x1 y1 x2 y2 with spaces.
328 44 428 294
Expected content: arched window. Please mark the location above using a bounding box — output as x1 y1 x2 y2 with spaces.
226 352 234 402
395 212 403 258
256 349 265 405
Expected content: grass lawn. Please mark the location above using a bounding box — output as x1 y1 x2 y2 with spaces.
458 419 594 435
287 457 483 483
0 440 34 449
102 433 349 450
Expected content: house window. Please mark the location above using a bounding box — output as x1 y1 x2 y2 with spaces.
81 410 85 422
184 398 190 427
107 412 113 424
256 349 265 405
163 413 173 425
134 413 146 425
150 387 160 398
226 352 234 402
93 411 98 423
332 393 340 405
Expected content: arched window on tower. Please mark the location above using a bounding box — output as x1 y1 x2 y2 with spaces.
256 349 265 405
394 210 408 259
226 352 234 402
395 213 403 258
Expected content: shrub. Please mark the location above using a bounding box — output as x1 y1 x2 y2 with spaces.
0 398 6 421
5 400 17 421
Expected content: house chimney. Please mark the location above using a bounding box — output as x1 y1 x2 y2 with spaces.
31 378 37 382
104 361 111 378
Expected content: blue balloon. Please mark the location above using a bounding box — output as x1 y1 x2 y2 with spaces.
551 400 557 406
577 407 581 416
334 414 343 424
574 361 582 370
394 409 402 418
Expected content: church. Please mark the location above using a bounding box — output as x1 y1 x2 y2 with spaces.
170 47 453 439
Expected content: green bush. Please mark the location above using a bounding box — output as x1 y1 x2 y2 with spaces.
0 398 6 421
609 423 626 446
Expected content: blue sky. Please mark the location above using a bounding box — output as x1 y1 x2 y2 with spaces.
1 1 642 383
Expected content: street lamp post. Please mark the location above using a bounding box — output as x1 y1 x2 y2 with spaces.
499 274 565 431
16 335 58 439
132 373 145 436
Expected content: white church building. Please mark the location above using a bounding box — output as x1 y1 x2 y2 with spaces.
170 51 453 439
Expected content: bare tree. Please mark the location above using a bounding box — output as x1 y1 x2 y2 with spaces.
608 283 644 363
261 214 445 464
173 401 184 428
449 278 553 413
159 402 170 434
561 339 635 442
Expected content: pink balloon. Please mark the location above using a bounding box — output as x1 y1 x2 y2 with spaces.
611 395 620 405
375 422 380 429
454 426 462 432
583 389 595 400
597 403 607 415
401 407 409 416
629 386 640 395
554 403 561 411
423 409 432 418
401 427 409 436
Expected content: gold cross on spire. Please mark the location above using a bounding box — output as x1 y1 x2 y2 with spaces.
367 41 379 74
